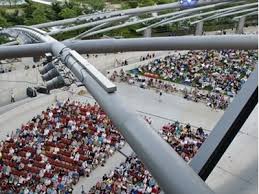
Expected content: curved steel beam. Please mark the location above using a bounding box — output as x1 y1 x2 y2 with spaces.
159 5 258 27
51 41 214 194
233 11 258 20
137 1 257 32
74 2 230 38
47 15 130 36
32 0 233 29
191 6 258 25
1 25 215 194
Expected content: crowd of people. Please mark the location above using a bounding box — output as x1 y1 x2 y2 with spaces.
135 50 257 97
109 69 230 110
0 100 125 193
139 53 156 62
89 121 208 194
108 49 257 110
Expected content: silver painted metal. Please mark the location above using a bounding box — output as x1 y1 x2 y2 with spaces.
191 7 258 25
236 16 246 34
195 21 204 35
136 2 251 32
136 12 191 33
72 22 109 40
32 0 230 29
1 24 258 194
76 2 230 38
136 1 237 32
47 15 130 36
233 11 258 20
190 2 258 25
1 26 215 193
68 50 117 93
65 35 258 53
51 41 215 194
189 66 258 180
0 35 258 59
158 6 258 27
0 41 18 46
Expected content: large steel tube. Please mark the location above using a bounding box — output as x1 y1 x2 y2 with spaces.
0 35 257 60
0 43 51 59
66 35 258 53
51 42 215 194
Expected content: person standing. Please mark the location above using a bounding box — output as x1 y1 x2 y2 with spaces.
158 90 163 102
10 90 15 103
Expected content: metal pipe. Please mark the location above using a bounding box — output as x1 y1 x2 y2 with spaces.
76 2 230 38
51 41 215 194
189 66 258 180
0 41 18 46
32 0 233 29
3 25 213 194
136 12 191 32
159 5 258 27
233 11 258 20
0 35 257 59
208 7 258 20
136 1 244 32
191 6 258 25
190 6 255 25
47 15 130 36
72 22 110 40
66 35 258 53
0 43 51 59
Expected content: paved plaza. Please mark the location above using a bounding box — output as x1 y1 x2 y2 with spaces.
0 46 257 194
0 80 257 194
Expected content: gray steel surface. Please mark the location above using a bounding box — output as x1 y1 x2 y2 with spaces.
0 35 258 59
190 2 258 25
51 41 215 194
233 11 258 20
191 6 258 25
74 2 230 38
47 15 130 36
136 1 252 32
72 23 110 40
32 0 233 29
189 66 258 180
2 26 216 194
158 4 258 27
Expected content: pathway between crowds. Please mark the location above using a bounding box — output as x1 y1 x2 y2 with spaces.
0 81 257 194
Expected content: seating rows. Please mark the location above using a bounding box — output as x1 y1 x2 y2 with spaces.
0 100 125 193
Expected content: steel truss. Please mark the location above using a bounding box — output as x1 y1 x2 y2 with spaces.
0 25 258 194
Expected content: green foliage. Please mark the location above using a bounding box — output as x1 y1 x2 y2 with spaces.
139 0 155 7
0 15 8 27
0 0 257 41
25 5 49 25
127 1 138 8
59 7 78 19
0 36 8 44
87 0 105 11
50 2 63 20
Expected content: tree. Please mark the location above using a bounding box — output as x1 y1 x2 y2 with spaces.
139 0 155 7
2 0 22 6
59 8 78 19
50 1 63 20
25 6 48 25
86 0 105 11
0 15 8 27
